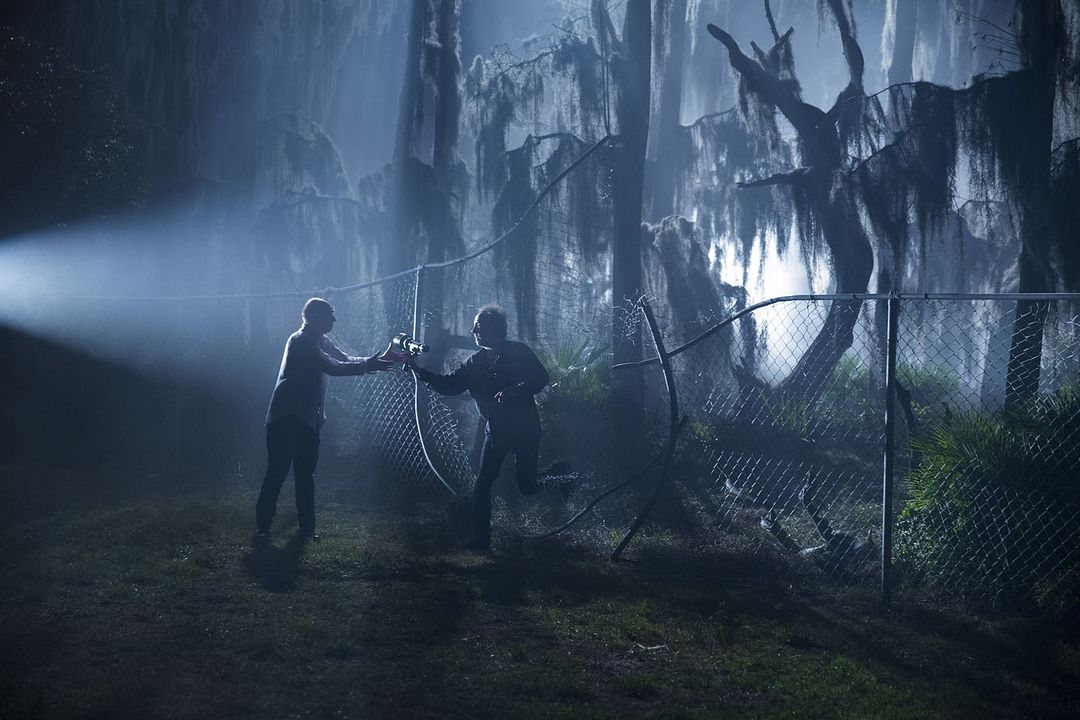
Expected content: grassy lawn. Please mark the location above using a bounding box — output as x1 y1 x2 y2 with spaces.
1 487 1077 719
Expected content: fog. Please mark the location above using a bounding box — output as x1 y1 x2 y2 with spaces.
1 0 1076 501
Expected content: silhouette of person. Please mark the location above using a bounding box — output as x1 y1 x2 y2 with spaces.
256 297 394 541
408 304 549 551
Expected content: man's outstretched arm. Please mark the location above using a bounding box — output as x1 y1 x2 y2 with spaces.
411 362 470 396
317 338 396 376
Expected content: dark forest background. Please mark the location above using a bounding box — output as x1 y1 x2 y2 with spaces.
1 0 1077 476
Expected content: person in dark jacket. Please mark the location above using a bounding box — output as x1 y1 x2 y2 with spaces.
256 297 394 541
408 304 549 551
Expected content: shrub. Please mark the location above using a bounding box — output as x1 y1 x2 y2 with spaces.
818 355 876 427
816 357 960 431
537 339 612 472
896 363 960 426
895 383 1080 617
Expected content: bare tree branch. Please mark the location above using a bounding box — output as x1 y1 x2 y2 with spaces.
764 0 781 43
706 23 826 140
750 40 770 67
684 107 737 130
752 27 794 73
530 131 588 145
956 10 1019 41
591 0 621 54
824 0 865 91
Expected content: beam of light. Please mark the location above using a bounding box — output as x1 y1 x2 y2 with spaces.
713 224 833 382
0 206 279 392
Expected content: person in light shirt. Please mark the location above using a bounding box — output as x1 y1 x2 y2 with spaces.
256 297 394 541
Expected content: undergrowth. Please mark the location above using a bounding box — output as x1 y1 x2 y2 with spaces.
1 485 1077 719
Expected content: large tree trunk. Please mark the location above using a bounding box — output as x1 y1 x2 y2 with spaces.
1005 0 1063 407
386 0 428 278
422 0 461 345
781 182 874 401
885 0 918 87
388 0 467 339
647 0 687 222
611 0 652 467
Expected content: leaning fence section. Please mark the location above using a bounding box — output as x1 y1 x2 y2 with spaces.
656 298 887 581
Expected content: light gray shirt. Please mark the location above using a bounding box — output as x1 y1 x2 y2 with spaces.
265 326 376 433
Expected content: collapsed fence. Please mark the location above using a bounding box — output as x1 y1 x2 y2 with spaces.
615 292 1080 615
29 131 1080 617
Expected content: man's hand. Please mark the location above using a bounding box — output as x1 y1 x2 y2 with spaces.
366 342 400 372
373 341 415 370
495 383 524 404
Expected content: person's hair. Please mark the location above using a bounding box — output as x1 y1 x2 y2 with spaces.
475 304 508 339
302 297 334 322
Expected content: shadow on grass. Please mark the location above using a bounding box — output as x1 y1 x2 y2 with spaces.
242 534 305 592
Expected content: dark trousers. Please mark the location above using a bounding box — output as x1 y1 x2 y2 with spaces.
472 424 539 544
255 416 321 534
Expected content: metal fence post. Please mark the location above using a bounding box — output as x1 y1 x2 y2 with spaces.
412 265 424 339
881 294 900 607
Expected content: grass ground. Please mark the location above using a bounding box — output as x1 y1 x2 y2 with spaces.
1 485 1078 719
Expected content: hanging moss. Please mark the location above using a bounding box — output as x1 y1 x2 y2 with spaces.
471 69 536 201
489 133 612 342
678 111 795 286
643 216 726 337
491 137 540 340
464 12 617 341
468 22 607 204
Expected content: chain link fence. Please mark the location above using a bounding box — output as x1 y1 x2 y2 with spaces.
619 293 1080 617
891 297 1080 616
625 297 885 581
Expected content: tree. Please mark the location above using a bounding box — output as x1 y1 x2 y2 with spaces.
648 0 689 222
706 0 875 402
1003 0 1066 407
605 0 653 462
884 0 918 88
386 0 466 286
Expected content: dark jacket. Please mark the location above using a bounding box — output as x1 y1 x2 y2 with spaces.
415 341 549 435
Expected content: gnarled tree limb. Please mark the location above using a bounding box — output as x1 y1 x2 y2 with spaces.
764 0 781 43
823 0 866 118
706 23 825 140
824 0 864 91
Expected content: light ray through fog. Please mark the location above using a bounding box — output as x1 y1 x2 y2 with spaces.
0 209 261 383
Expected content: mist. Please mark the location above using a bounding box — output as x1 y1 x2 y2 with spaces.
1 1 1079 717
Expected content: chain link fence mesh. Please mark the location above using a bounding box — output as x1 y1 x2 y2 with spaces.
609 295 1079 616
892 299 1080 615
643 298 885 580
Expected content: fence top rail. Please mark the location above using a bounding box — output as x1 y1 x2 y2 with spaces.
612 292 1080 371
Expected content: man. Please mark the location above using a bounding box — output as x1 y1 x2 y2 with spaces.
255 297 393 541
408 304 549 551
